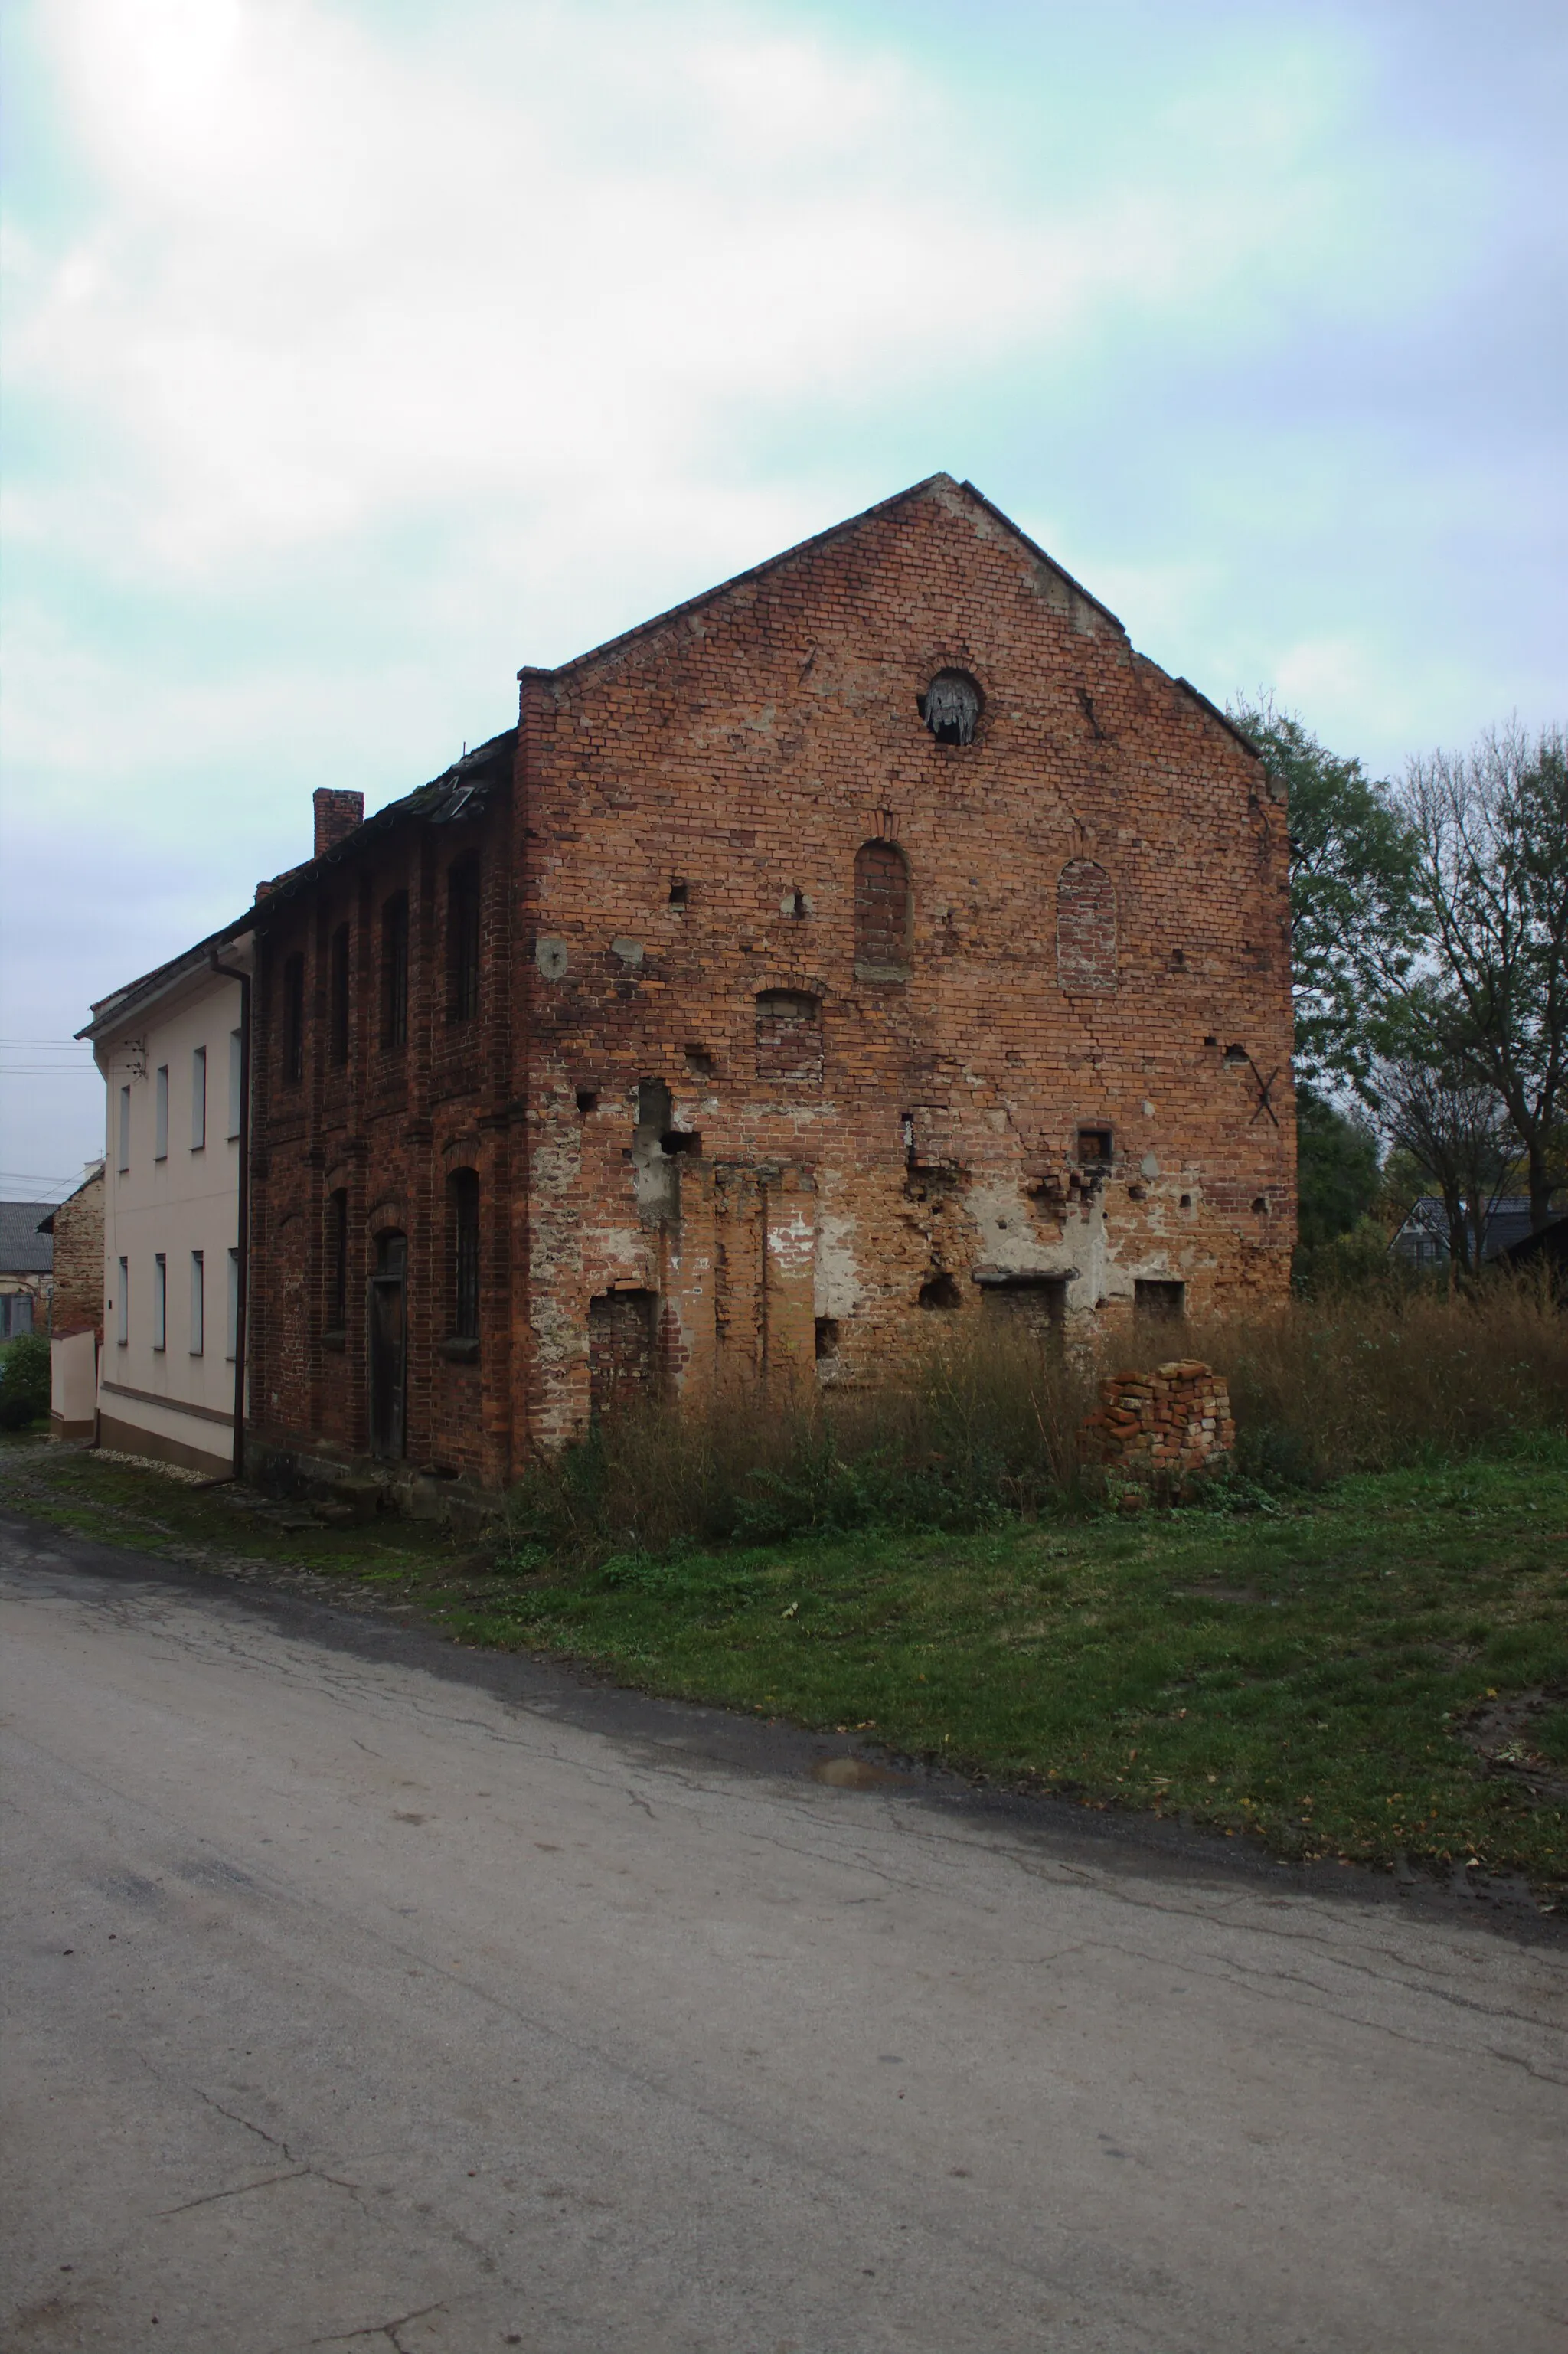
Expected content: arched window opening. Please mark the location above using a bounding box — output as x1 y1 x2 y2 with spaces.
448 856 481 1025
449 1169 480 1343
920 670 982 746
381 893 410 1049
854 841 911 980
756 990 823 1085
1056 859 1116 993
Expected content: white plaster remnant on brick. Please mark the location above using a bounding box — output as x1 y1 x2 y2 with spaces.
813 1209 862 1319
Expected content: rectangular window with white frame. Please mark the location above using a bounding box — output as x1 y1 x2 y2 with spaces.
117 1258 129 1347
190 1251 204 1355
228 1030 243 1139
227 1248 240 1362
191 1046 207 1149
155 1066 169 1160
152 1253 167 1350
119 1086 131 1172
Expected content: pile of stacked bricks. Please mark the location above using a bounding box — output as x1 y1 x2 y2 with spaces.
1079 1359 1235 1497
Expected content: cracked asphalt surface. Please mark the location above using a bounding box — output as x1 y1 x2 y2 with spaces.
2 1515 1565 2352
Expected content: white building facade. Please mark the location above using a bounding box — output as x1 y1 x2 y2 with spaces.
85 933 253 1476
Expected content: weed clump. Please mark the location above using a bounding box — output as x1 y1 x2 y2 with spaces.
498 1273 1568 1569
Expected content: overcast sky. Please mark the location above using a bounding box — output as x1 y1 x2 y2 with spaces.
2 0 1563 1197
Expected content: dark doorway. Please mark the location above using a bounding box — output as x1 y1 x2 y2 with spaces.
369 1230 407 1458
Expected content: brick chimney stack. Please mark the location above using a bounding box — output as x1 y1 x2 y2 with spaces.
313 788 364 859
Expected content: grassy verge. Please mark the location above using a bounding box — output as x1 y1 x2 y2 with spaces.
6 1429 1566 1895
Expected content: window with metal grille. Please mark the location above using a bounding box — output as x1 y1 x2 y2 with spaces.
451 1169 480 1341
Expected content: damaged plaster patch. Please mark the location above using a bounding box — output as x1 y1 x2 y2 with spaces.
813 1208 863 1319
535 937 570 980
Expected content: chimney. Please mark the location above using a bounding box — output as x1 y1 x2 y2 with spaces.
313 788 364 860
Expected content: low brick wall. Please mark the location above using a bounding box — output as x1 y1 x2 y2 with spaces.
1080 1358 1235 1491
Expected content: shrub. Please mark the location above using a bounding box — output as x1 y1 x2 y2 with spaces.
0 1332 51 1430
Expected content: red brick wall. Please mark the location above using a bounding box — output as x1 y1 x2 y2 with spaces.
516 476 1294 1447
48 1169 104 1340
247 476 1295 1486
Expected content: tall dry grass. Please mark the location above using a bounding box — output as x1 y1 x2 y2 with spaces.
1184 1267 1568 1483
501 1273 1566 1564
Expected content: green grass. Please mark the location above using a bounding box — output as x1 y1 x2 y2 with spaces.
0 1434 462 1581
455 1442 1568 1892
5 1430 1567 1894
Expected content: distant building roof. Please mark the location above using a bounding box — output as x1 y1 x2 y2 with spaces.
1495 1211 1568 1273
0 1202 56 1275
1390 1195 1556 1264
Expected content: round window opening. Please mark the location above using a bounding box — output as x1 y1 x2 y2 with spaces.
921 670 982 747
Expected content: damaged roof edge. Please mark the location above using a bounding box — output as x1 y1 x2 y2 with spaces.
1172 678 1263 760
240 725 518 923
515 472 1128 689
517 475 952 688
956 480 1125 635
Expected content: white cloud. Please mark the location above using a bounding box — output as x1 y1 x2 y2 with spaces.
5 0 1359 586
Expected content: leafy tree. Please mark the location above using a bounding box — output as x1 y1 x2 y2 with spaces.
1405 723 1568 1231
1294 1085 1381 1250
1372 1013 1517 1275
1230 699 1426 1094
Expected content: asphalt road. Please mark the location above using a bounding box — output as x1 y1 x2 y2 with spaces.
2 1515 1565 2354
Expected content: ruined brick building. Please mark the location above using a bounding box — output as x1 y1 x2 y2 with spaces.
240 476 1295 1495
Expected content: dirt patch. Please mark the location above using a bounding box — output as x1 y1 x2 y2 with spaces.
1458 1688 1568 1806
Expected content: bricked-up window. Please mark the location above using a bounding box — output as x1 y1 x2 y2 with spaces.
326 1188 349 1332
588 1289 656 1416
1056 859 1117 992
756 989 823 1084
854 841 911 978
1135 1279 1185 1324
921 670 981 746
450 1169 480 1342
447 856 481 1025
328 924 351 1066
381 893 410 1050
283 953 305 1084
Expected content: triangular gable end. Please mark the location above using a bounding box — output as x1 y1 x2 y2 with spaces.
519 474 1129 692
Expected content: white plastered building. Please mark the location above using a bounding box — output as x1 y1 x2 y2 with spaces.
83 930 253 1476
